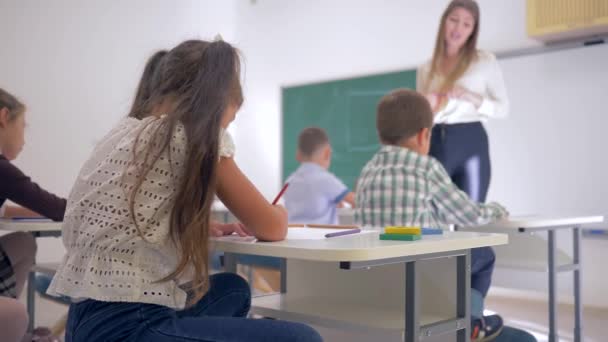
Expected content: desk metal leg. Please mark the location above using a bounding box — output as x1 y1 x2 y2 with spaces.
457 251 471 342
224 252 237 273
573 227 582 342
405 261 419 342
27 232 41 332
547 230 557 342
27 270 35 331
280 258 287 294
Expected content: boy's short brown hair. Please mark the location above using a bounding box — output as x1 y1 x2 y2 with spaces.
297 127 329 157
376 89 433 145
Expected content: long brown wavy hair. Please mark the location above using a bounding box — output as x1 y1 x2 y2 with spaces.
426 0 480 93
128 50 167 119
127 40 243 305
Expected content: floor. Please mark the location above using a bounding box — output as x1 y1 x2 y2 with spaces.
27 291 608 341
485 296 608 342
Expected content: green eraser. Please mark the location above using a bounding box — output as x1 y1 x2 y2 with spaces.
379 233 422 241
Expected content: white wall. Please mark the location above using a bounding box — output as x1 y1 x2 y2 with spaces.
487 44 608 308
0 0 237 260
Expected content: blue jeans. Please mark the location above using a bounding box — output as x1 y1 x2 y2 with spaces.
66 273 322 342
431 122 495 297
496 326 537 342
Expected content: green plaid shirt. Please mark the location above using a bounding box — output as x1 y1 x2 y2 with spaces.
355 145 507 228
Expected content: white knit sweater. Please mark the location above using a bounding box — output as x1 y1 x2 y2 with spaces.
48 116 234 309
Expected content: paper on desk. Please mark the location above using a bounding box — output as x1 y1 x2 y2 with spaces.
286 227 374 240
214 235 257 243
214 228 375 242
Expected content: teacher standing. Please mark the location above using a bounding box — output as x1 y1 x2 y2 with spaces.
417 0 509 337
417 0 509 204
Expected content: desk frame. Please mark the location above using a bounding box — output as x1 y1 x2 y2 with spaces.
457 220 591 342
526 225 582 342
27 230 62 331
225 249 471 342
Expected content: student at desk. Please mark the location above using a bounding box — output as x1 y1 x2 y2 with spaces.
284 127 355 224
47 39 321 342
355 89 509 341
0 88 66 342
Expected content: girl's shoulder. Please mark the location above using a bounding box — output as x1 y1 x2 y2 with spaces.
474 50 498 65
120 116 187 145
465 50 499 76
0 153 23 181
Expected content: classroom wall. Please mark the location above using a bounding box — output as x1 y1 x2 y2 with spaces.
0 0 237 261
487 43 608 308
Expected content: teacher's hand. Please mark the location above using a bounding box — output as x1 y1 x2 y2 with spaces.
425 93 447 113
448 86 483 109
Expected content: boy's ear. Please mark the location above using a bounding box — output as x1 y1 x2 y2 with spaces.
296 150 304 162
0 108 9 128
323 144 331 160
417 128 430 146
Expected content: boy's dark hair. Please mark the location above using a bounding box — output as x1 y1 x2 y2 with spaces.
297 127 330 157
0 88 25 120
376 89 433 145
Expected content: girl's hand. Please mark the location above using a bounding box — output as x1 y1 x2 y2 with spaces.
425 93 440 111
273 203 287 214
448 86 483 108
211 222 251 237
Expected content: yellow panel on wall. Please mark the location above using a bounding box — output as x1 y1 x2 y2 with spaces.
527 0 608 41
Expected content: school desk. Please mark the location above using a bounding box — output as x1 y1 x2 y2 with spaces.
213 228 507 342
456 215 604 342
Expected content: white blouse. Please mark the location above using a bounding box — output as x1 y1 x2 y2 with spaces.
48 117 234 309
417 50 509 124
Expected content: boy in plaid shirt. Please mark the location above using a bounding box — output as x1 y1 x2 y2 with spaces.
355 89 508 341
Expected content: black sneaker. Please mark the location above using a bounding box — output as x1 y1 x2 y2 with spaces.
471 314 504 341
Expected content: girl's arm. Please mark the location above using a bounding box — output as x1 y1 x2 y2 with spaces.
0 158 66 221
3 205 41 218
216 157 287 241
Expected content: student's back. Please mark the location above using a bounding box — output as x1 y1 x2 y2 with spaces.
48 40 321 342
355 89 507 228
356 88 508 341
284 127 354 224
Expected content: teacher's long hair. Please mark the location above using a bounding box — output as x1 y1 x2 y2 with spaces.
426 0 480 93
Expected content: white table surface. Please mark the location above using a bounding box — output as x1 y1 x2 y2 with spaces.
0 219 63 232
213 230 507 262
459 215 604 233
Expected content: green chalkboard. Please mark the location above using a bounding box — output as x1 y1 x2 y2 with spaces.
282 69 417 189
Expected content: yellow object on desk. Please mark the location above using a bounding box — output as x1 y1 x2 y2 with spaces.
384 226 421 235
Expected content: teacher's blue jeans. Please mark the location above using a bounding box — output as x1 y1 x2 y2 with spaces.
65 273 322 342
431 122 495 316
